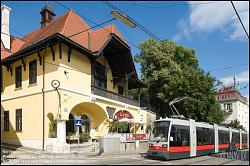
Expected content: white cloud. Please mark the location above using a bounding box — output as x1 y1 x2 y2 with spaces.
172 18 191 42
220 70 249 85
173 1 249 41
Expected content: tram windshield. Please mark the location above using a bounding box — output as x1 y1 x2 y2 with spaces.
150 121 170 142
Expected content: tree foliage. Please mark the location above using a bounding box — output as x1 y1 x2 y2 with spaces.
135 39 223 124
107 119 130 133
222 120 245 131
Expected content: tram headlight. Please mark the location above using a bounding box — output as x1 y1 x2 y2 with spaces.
162 144 168 148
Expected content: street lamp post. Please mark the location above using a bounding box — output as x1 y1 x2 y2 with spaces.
111 10 136 28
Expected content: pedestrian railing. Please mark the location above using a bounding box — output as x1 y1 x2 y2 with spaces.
212 150 249 161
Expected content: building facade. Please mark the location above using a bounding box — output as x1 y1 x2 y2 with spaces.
215 86 249 132
1 5 156 152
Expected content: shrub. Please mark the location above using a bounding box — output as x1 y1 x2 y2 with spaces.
48 120 57 138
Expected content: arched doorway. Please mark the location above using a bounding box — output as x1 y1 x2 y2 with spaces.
66 113 91 143
66 102 109 144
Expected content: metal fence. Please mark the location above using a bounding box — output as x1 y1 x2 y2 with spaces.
212 150 249 161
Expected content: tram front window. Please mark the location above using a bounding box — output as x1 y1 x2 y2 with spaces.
150 121 170 142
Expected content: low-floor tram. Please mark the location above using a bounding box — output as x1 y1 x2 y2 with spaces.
147 117 249 160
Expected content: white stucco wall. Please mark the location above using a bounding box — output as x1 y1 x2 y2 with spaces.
222 100 249 132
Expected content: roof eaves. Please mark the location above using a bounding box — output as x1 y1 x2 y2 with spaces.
94 34 131 57
2 33 59 63
111 33 130 49
56 33 93 55
2 33 95 63
94 35 112 56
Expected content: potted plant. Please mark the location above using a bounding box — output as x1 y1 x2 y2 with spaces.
48 120 57 138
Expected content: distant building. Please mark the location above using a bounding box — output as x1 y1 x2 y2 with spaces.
215 86 249 131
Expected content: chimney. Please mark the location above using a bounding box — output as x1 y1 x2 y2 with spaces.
40 4 55 28
1 5 11 50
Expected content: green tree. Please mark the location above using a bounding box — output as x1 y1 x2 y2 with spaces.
223 120 245 130
135 39 223 123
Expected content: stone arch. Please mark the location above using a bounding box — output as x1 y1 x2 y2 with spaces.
67 102 109 139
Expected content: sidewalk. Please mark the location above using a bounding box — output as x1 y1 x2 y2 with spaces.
1 142 148 160
1 143 99 158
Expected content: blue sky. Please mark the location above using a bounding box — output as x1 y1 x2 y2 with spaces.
2 1 249 98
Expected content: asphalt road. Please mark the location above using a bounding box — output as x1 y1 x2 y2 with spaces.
1 145 249 165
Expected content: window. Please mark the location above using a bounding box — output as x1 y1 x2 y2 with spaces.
4 111 9 131
231 132 240 145
16 109 22 131
196 127 214 145
118 86 124 95
225 103 232 110
94 62 107 89
170 125 190 147
218 130 229 144
15 65 22 88
29 60 37 85
150 121 170 142
242 134 247 144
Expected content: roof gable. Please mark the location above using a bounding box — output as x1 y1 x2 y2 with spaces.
1 9 127 60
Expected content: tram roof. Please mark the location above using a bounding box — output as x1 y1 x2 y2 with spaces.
155 117 248 133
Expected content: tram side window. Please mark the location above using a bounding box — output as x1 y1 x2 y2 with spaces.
196 127 214 145
209 129 215 144
231 132 240 144
170 125 190 147
236 133 240 143
218 130 230 144
242 134 247 144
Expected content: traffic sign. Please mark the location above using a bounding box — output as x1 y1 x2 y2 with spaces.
75 119 82 126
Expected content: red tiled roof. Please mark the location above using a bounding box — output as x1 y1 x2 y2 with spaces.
1 36 25 60
218 86 236 93
90 24 126 53
1 9 126 60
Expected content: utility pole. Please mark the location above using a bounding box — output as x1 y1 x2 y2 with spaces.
233 74 237 87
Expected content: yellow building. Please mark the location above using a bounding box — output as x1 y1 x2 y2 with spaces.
1 5 156 152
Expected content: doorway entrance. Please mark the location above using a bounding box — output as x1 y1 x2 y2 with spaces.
66 113 91 144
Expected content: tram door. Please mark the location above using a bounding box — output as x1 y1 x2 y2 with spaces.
189 119 196 157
